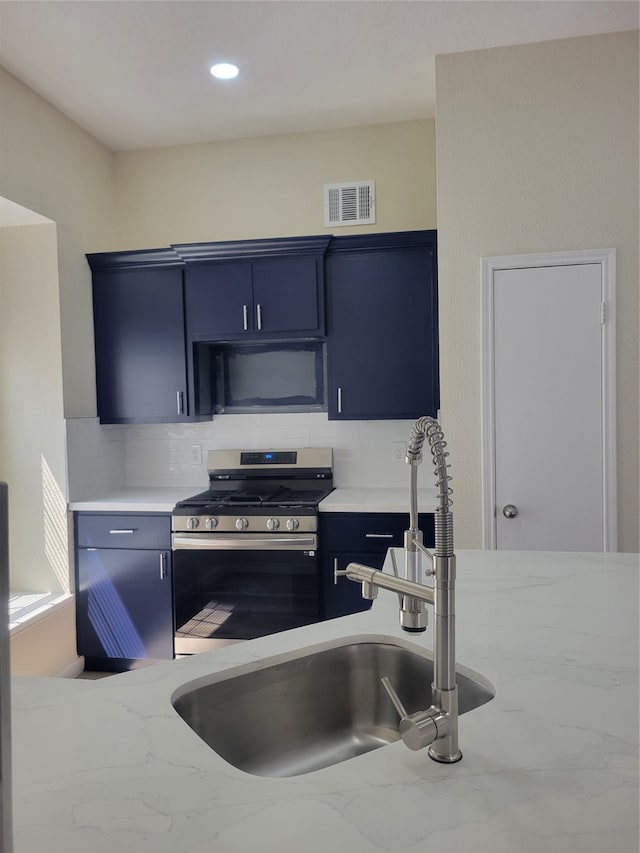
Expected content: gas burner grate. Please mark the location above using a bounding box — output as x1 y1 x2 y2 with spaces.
262 488 334 507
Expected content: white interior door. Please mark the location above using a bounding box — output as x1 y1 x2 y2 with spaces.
482 250 616 552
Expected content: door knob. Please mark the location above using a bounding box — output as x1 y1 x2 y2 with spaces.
503 504 519 519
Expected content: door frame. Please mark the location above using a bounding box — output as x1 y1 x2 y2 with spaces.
481 248 617 551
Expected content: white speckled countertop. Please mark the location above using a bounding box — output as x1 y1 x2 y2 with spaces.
10 550 639 853
68 488 198 514
319 487 439 513
68 487 439 515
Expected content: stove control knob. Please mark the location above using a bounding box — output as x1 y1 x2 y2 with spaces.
186 517 199 530
205 517 218 530
235 517 249 531
266 517 280 531
286 518 300 531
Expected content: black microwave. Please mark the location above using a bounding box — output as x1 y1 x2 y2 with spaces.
210 341 325 413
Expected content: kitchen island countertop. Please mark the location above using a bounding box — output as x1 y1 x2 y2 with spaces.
10 549 639 853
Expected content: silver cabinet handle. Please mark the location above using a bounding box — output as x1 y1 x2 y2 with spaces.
365 533 394 539
160 552 167 580
109 528 136 535
337 387 343 414
242 304 248 331
176 390 184 415
503 504 519 519
256 303 262 330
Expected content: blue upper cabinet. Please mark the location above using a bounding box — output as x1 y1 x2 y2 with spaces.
185 262 253 338
176 236 331 341
325 231 439 420
87 232 437 424
87 249 190 424
252 257 320 334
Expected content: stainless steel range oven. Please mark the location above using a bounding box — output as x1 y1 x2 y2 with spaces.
171 448 333 655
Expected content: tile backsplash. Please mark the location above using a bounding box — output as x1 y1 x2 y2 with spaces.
66 414 417 498
66 417 125 499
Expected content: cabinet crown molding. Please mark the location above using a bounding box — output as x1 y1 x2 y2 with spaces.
327 229 437 254
87 248 183 271
173 235 332 263
86 233 436 270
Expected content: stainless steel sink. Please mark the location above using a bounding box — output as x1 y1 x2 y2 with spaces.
171 638 495 777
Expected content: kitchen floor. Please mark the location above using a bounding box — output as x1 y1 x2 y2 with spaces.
76 671 113 679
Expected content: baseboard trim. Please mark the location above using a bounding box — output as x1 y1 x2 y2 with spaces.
56 656 85 679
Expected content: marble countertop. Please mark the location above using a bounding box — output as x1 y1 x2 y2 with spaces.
10 550 639 853
68 486 438 514
68 487 197 514
319 487 439 513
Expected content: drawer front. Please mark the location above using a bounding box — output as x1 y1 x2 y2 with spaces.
76 513 171 550
321 512 434 552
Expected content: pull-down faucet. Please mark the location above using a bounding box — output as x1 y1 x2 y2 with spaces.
344 416 461 763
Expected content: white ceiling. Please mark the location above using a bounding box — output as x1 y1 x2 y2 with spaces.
0 0 637 151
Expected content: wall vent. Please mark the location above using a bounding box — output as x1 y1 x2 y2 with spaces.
323 180 375 227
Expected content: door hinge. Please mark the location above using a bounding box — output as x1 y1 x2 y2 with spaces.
600 302 606 325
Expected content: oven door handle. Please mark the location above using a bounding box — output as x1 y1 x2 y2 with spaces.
172 533 317 551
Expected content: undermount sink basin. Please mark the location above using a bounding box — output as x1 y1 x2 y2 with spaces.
171 637 495 778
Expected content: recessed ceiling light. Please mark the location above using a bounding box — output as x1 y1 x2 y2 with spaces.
209 62 239 80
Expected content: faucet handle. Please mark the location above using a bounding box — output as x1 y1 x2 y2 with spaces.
380 676 440 751
380 676 408 718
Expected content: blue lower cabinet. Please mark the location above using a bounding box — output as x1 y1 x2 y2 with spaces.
320 512 435 620
75 514 174 671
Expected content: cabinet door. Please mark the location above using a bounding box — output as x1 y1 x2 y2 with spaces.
320 512 435 621
185 262 254 339
326 247 438 419
76 548 173 662
252 257 321 335
93 267 188 422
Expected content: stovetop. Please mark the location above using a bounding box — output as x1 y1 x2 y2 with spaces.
175 485 334 512
172 448 333 532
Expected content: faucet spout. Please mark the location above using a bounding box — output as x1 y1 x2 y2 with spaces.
345 562 434 605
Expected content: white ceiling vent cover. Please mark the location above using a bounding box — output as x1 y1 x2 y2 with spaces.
323 180 375 227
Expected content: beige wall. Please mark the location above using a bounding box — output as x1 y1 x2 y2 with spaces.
0 223 69 592
113 119 437 247
10 599 79 677
0 67 115 419
435 31 639 551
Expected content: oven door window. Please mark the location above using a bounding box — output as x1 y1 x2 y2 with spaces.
173 548 319 643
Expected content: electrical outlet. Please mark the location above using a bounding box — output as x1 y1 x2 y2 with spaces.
190 444 202 465
392 441 406 463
